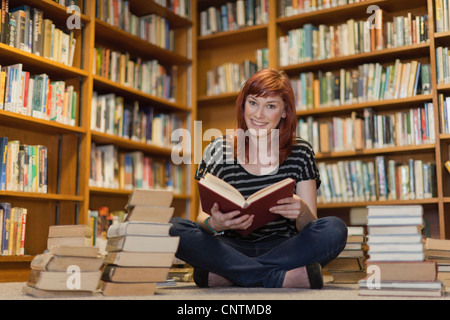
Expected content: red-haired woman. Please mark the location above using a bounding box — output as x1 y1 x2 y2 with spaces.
170 69 347 289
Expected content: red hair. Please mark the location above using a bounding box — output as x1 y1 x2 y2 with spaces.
234 68 297 164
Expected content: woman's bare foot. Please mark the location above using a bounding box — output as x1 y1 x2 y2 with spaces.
208 272 233 287
282 266 311 288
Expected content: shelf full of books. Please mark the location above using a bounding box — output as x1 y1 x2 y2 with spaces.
0 0 194 283
279 0 447 237
0 0 93 271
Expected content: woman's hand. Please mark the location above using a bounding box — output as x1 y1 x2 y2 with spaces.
208 203 254 232
269 194 304 220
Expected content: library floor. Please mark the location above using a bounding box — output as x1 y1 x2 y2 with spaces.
1 278 449 300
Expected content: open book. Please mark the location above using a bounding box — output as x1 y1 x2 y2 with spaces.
197 173 295 236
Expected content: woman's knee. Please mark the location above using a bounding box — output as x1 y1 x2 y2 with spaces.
318 216 348 247
169 217 195 236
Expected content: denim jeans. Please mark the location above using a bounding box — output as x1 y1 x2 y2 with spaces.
169 216 348 288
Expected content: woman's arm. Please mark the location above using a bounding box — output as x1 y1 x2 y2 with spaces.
294 179 318 231
269 179 318 232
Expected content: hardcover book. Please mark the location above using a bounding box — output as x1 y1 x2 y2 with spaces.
197 173 295 236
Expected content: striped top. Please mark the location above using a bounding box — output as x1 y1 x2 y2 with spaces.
195 135 321 241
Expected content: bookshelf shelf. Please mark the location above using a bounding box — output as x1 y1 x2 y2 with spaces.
90 131 174 156
15 0 90 23
276 0 389 29
296 94 433 117
94 19 191 66
127 0 192 28
315 143 436 160
89 186 191 200
92 75 190 112
437 83 450 92
280 42 430 74
197 92 239 105
197 24 268 48
0 110 86 135
0 43 88 79
318 197 439 209
0 191 83 202
0 255 34 263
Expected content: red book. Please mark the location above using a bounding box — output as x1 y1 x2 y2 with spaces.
197 173 295 236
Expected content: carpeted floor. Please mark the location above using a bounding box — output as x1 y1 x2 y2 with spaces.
1 280 449 300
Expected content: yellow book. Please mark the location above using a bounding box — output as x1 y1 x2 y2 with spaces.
445 160 450 174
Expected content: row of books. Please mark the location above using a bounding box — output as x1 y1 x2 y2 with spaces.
91 93 183 147
359 205 444 297
278 0 369 17
291 61 431 111
205 48 268 96
0 137 48 194
317 157 437 204
199 0 269 36
153 0 191 19
435 0 450 33
89 144 184 194
279 12 429 66
298 104 436 154
137 14 175 52
93 46 176 102
51 0 79 6
2 4 76 66
0 63 78 126
439 93 450 134
0 203 27 256
436 46 450 85
95 0 185 50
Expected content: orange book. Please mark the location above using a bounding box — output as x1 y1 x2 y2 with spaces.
197 173 295 236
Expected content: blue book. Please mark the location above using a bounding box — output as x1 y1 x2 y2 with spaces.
221 5 228 32
0 202 11 255
303 24 317 62
0 137 7 191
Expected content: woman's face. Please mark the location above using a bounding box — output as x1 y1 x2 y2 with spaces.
244 94 286 137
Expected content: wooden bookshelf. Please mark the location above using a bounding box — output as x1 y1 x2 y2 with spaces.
0 0 194 282
194 0 450 239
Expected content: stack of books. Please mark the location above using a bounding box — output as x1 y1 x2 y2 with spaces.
325 226 367 284
100 189 179 297
22 225 103 298
425 238 450 290
359 205 443 297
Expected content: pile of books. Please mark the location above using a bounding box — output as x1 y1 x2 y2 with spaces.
100 189 179 297
325 226 367 284
425 238 450 290
22 225 103 298
359 205 443 297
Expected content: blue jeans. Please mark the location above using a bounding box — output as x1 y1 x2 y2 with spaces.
169 216 348 288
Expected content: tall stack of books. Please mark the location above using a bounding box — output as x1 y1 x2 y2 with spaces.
325 226 367 284
22 225 103 298
100 189 179 297
359 205 443 297
425 238 450 290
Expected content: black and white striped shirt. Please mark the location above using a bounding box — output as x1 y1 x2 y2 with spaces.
195 136 321 241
